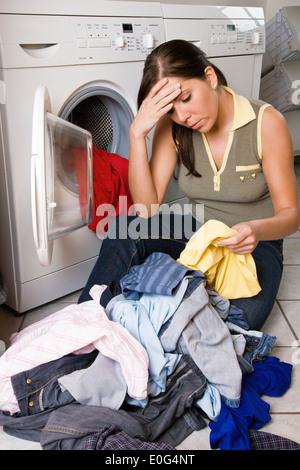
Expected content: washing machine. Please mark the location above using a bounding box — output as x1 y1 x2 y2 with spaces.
0 0 165 313
162 4 265 99
162 4 266 205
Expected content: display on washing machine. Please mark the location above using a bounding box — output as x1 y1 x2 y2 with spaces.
122 23 133 33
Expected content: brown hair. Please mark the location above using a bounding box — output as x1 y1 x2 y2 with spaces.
138 40 227 176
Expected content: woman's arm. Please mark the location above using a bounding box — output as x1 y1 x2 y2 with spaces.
128 78 181 217
218 106 300 254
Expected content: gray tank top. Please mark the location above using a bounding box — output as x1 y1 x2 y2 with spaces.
177 90 274 227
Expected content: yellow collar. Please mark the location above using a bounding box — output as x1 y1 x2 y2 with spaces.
223 86 256 132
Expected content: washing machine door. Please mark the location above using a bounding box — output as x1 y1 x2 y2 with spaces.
31 86 93 267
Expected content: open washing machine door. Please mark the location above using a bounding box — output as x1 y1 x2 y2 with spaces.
31 86 93 267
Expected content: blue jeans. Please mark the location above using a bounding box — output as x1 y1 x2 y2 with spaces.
230 239 283 330
79 214 283 331
0 353 206 448
40 355 206 450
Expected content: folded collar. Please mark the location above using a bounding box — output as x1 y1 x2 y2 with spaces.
223 86 256 132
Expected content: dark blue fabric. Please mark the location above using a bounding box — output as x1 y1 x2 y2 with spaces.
209 357 293 450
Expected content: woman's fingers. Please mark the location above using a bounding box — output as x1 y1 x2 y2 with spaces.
148 79 181 109
148 77 169 98
132 79 181 137
216 223 258 254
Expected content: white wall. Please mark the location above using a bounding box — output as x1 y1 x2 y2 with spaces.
265 0 300 22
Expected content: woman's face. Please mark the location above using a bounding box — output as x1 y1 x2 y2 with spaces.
166 73 219 133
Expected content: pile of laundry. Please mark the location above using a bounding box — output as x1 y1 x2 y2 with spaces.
0 221 297 450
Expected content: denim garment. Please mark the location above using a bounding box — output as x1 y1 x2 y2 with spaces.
226 321 277 374
230 239 283 330
0 351 98 442
78 214 283 331
10 351 98 416
40 355 207 450
0 355 206 447
227 304 250 330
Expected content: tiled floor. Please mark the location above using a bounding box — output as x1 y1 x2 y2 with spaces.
0 163 300 450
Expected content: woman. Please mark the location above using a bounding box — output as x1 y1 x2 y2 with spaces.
79 40 299 330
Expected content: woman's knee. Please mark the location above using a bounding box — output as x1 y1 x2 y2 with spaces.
230 240 283 330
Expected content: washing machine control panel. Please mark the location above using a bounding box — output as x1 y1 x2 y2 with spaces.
208 19 265 55
72 17 165 63
164 18 265 57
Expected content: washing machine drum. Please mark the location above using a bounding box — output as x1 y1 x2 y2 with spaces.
59 86 134 194
69 95 114 151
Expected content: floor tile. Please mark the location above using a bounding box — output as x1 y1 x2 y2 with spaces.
263 302 296 347
263 414 300 444
20 301 73 330
277 266 300 300
176 426 211 451
278 300 300 339
283 237 300 264
0 427 41 450
287 229 300 239
14 290 82 331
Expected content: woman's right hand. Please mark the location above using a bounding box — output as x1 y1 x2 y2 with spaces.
130 78 181 138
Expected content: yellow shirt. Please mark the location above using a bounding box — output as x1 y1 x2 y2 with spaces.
177 219 261 299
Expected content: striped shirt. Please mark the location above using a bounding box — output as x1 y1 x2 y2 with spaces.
120 252 204 300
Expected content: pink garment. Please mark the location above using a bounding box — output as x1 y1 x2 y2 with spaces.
0 285 149 415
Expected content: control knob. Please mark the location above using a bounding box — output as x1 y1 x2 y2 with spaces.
251 31 260 45
142 32 154 49
115 36 126 48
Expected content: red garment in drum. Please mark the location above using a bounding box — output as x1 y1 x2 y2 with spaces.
88 146 134 235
